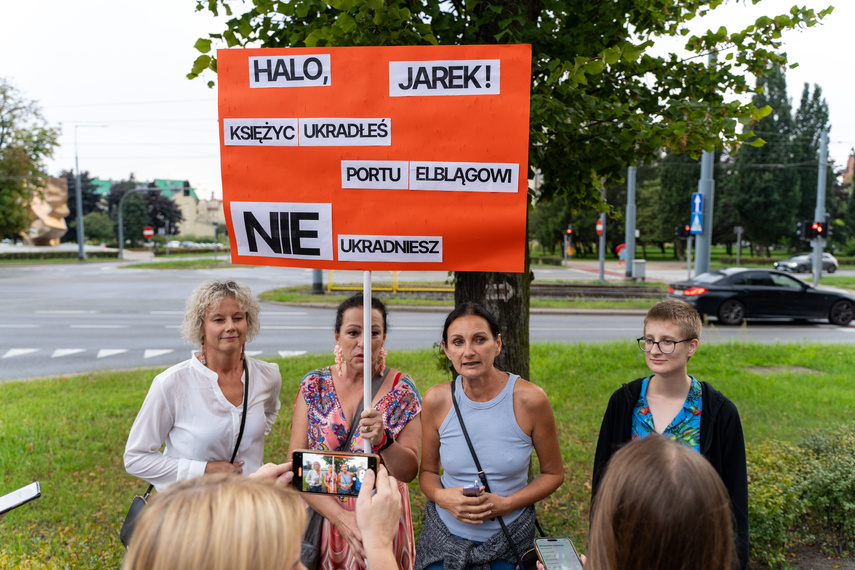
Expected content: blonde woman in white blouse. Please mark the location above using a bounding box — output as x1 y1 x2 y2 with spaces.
124 280 281 490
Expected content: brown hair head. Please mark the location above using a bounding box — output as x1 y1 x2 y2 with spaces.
643 299 703 341
587 435 735 570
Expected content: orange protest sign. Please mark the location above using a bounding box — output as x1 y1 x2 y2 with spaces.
218 44 531 272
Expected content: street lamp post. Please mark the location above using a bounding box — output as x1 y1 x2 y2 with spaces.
73 124 107 261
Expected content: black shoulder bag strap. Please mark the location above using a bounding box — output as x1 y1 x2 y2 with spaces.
450 378 524 568
229 359 250 464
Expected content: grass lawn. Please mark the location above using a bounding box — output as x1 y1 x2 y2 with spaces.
1 341 853 567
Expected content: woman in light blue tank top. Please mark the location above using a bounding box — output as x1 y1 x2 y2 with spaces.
416 303 565 570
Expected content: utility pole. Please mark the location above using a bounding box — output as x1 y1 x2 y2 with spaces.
694 52 717 276
624 166 637 279
812 129 828 286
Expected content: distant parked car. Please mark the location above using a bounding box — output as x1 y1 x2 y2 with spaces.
166 240 181 248
668 268 855 326
773 253 839 274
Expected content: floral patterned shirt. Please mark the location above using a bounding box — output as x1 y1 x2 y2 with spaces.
300 366 422 452
631 375 702 451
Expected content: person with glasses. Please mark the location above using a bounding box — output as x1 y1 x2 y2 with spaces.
591 299 749 569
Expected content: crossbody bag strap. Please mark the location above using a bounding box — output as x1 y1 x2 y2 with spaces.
229 360 250 464
340 366 388 451
450 378 523 566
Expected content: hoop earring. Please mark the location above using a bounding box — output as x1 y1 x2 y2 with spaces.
334 343 345 375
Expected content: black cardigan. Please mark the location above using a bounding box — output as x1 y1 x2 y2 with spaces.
591 377 749 569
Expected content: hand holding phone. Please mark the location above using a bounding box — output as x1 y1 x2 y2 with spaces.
535 537 583 570
0 482 41 515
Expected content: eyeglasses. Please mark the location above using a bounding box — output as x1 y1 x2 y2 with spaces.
636 337 692 354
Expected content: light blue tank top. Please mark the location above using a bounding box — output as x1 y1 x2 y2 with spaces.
437 373 533 542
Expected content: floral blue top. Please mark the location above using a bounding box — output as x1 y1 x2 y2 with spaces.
631 375 702 451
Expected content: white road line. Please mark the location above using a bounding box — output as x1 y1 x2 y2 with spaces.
150 311 184 315
245 350 263 357
262 326 328 330
144 349 174 359
262 312 308 317
278 350 307 357
52 349 86 358
36 310 97 314
0 324 39 328
98 349 128 358
3 348 39 359
70 325 129 329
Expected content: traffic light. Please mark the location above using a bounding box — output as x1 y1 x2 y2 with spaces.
805 221 828 239
566 224 573 235
796 221 809 241
674 225 691 239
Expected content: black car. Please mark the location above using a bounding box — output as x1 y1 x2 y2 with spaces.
668 268 855 326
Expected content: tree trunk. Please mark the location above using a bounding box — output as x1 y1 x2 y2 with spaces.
454 245 531 380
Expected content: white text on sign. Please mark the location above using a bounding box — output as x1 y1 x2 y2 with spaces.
249 54 331 88
341 160 518 192
338 235 443 263
389 60 501 97
230 202 333 261
224 118 391 147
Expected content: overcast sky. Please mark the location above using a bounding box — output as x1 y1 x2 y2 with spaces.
1 0 851 200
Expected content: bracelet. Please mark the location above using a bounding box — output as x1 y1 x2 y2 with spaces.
373 428 394 453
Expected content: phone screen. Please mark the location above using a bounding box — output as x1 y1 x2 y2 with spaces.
535 537 583 570
0 482 41 514
292 450 378 498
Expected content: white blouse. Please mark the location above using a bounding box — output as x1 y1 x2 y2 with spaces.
124 355 281 490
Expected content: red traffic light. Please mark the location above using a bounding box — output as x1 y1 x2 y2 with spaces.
566 228 572 234
812 222 823 234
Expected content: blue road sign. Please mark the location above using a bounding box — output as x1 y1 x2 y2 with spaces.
690 213 703 234
691 192 703 215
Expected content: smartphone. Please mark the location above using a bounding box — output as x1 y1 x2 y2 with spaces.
534 537 583 570
0 482 41 514
292 450 379 498
461 480 482 496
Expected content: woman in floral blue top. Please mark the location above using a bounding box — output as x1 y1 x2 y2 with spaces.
592 299 749 569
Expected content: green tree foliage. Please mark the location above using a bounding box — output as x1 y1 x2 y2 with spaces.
191 0 832 376
60 169 103 242
0 78 60 237
732 67 799 256
81 212 115 244
143 188 183 236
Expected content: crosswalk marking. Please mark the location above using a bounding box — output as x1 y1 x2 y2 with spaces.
3 348 39 359
144 349 174 359
278 350 307 357
97 349 128 358
51 349 85 358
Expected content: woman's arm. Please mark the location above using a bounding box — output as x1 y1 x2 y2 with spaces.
260 361 282 435
287 388 366 558
482 381 564 519
360 408 421 483
418 384 493 524
123 376 202 487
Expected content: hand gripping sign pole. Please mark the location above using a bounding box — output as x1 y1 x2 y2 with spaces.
363 271 372 454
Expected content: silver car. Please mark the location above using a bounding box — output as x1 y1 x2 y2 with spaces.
773 253 839 274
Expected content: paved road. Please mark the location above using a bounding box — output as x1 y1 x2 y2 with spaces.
1 261 852 382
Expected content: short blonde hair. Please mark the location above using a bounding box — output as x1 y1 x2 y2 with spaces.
179 280 261 347
644 299 703 341
123 473 305 570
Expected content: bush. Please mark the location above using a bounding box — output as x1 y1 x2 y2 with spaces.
799 425 855 555
0 250 118 260
747 441 812 568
